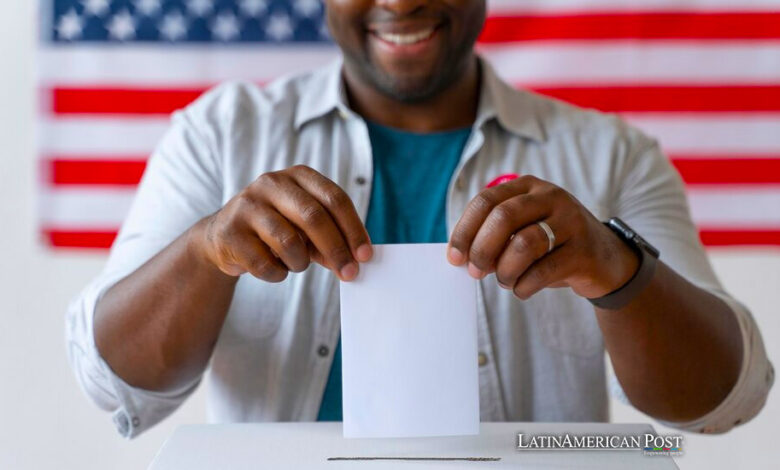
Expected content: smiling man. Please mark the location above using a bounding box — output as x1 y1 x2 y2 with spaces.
67 0 772 438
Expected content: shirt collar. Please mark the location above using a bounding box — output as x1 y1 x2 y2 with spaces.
295 55 546 142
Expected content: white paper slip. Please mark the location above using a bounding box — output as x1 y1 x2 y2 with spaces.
339 243 479 439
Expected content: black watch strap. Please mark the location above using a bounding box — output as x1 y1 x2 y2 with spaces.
587 218 659 310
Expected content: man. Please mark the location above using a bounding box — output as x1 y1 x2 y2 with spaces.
67 0 772 438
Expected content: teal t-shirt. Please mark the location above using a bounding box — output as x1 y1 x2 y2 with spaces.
316 120 471 421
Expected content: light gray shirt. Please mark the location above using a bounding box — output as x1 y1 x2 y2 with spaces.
66 57 773 438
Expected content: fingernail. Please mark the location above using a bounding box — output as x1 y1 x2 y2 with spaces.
356 244 373 262
497 281 511 290
340 262 358 281
448 246 465 265
468 263 484 279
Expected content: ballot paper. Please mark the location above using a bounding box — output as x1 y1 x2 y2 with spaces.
339 243 479 438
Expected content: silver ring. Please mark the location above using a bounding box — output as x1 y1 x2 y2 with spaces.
536 221 555 254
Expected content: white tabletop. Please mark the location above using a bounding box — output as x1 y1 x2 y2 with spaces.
149 422 678 470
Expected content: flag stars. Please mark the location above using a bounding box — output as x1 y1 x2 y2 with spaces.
240 0 268 17
57 8 84 40
81 0 110 17
160 10 188 41
212 12 241 41
293 0 321 18
107 9 136 41
133 0 162 17
265 13 294 41
187 0 214 18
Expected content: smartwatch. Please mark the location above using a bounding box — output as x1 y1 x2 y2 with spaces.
587 217 660 310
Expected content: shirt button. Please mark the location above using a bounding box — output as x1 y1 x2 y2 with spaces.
339 109 351 120
355 176 367 186
317 345 330 357
132 417 140 427
478 352 488 367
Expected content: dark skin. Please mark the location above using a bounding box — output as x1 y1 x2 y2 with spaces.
95 0 742 424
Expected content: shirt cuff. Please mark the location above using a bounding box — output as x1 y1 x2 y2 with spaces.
657 292 774 434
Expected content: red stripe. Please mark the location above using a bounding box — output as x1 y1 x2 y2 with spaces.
670 157 780 185
528 85 780 113
51 85 780 115
479 12 780 42
48 158 148 186
45 156 780 187
42 228 780 249
42 229 118 249
699 229 780 247
52 87 206 115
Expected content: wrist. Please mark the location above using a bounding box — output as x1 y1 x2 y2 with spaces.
590 229 641 298
186 216 237 280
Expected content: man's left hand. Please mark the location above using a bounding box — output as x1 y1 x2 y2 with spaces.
447 175 639 300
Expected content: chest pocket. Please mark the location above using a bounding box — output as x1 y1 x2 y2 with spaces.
223 275 285 340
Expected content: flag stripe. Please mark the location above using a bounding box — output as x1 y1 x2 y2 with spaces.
487 0 780 14
41 228 780 250
480 12 780 42
671 158 780 184
699 229 780 247
45 156 780 187
42 229 119 249
50 85 780 115
42 44 780 85
40 115 780 156
532 85 780 113
48 159 147 186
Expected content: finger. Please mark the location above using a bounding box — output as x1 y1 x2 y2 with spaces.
228 234 289 282
246 205 310 273
512 245 575 300
448 176 537 266
494 219 558 289
261 173 357 281
467 193 550 276
290 165 373 262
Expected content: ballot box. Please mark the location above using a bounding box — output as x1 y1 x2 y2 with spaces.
149 422 679 469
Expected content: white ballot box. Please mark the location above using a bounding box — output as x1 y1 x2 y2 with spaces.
149 422 679 469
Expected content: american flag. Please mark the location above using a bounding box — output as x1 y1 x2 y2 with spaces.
39 0 780 249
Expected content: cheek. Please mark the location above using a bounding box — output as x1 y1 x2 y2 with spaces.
325 2 368 50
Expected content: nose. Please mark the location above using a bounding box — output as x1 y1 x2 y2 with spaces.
375 0 428 16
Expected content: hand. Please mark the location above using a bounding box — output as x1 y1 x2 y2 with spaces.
194 165 373 282
446 175 639 300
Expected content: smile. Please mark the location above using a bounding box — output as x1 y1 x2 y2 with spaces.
372 27 436 46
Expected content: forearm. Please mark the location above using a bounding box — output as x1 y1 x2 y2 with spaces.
94 217 238 392
596 261 743 422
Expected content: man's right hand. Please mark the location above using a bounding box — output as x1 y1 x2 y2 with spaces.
193 165 373 282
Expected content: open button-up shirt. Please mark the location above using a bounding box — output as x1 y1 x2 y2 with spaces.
66 57 773 438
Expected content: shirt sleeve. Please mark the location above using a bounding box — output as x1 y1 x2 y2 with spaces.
65 100 226 438
605 124 775 434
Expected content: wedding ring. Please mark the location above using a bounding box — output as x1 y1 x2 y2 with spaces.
536 221 555 254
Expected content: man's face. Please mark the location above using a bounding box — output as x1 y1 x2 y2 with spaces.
325 0 486 103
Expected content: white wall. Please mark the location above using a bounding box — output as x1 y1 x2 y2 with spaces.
0 3 776 469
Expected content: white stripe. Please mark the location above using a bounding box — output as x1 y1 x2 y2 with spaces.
39 187 135 228
688 186 780 227
41 43 780 86
38 117 170 156
39 114 780 158
39 45 339 86
625 114 780 156
480 43 780 85
39 186 780 229
488 0 780 14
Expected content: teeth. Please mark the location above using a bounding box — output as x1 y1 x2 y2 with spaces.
375 28 434 45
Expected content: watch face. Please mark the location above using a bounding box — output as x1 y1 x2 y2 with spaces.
608 218 660 258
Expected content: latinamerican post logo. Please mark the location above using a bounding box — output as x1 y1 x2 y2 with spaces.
517 432 684 457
